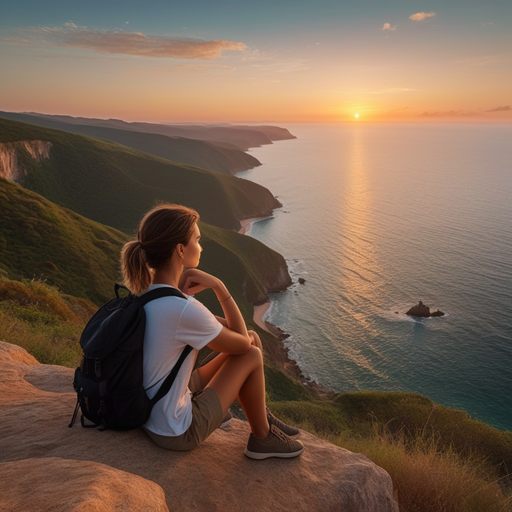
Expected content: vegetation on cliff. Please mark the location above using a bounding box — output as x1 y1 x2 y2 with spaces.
0 178 127 304
0 117 280 232
0 111 262 175
0 177 290 307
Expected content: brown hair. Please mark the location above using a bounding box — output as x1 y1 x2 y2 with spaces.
121 204 199 294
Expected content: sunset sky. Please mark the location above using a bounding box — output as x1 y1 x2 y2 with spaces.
1 0 511 122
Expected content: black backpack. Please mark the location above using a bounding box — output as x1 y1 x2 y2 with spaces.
69 284 193 431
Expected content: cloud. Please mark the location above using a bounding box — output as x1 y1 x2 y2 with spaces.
409 12 436 21
382 23 397 31
0 37 32 44
20 25 246 60
419 110 479 117
486 105 511 112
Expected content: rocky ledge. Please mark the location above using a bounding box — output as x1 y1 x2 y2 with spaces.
0 341 398 511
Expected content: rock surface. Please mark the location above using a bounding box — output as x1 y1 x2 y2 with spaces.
406 301 445 318
0 341 398 512
0 458 168 512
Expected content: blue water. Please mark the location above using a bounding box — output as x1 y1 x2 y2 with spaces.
238 123 512 431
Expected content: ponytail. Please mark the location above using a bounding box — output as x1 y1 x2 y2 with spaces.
121 240 152 295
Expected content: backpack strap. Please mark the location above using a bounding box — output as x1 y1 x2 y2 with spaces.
138 285 193 407
150 345 194 406
136 286 187 305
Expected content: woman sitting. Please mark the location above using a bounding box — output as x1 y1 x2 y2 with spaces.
121 203 304 459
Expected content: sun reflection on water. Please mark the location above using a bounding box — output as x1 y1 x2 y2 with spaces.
333 128 387 377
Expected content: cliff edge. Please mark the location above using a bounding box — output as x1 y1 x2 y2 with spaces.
0 341 398 512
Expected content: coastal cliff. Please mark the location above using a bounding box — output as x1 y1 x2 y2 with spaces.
0 117 280 233
0 140 52 182
0 341 399 512
0 112 262 176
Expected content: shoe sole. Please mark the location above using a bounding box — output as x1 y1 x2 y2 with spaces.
244 446 304 460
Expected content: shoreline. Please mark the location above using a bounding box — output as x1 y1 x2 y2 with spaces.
238 165 334 398
253 302 336 399
253 302 272 333
238 216 270 235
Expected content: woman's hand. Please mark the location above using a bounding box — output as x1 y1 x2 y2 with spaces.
181 269 247 339
179 269 224 296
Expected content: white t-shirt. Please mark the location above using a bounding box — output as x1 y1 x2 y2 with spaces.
142 284 222 437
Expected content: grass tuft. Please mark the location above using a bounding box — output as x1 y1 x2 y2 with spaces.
0 277 95 366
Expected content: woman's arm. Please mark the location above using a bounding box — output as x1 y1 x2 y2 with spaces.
215 316 228 326
180 269 251 354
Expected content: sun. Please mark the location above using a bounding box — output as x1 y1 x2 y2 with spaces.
354 113 360 118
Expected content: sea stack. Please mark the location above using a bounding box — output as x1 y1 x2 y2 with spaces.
406 301 445 318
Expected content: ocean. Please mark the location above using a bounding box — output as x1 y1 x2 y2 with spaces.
238 123 512 431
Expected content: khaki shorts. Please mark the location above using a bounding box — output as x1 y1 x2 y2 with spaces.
143 369 223 451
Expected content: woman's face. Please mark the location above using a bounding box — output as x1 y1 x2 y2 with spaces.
182 223 202 268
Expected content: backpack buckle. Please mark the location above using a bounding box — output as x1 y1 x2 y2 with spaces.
94 359 101 378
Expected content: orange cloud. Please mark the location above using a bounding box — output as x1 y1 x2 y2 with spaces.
419 110 478 117
382 23 397 31
486 105 511 112
409 12 436 21
23 25 246 60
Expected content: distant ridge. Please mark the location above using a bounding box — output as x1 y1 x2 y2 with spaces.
0 112 262 176
0 117 281 233
0 111 296 151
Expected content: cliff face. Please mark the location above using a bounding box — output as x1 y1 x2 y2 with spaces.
0 341 399 512
0 140 52 183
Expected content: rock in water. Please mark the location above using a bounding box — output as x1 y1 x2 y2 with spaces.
406 301 444 318
298 278 306 284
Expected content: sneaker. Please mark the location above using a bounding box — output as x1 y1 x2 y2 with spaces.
266 407 300 439
219 410 232 430
245 425 304 460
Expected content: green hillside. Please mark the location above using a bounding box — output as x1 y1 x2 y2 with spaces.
0 177 290 308
0 112 261 175
0 177 127 304
0 117 280 233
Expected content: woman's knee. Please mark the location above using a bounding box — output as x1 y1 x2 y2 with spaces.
244 345 263 368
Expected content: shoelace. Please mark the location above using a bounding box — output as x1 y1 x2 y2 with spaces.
270 424 293 446
267 408 297 434
268 412 287 430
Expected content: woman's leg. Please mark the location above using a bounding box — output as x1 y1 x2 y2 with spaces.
196 330 262 388
196 352 230 388
204 346 270 439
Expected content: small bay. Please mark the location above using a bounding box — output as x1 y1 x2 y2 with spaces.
239 122 512 431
